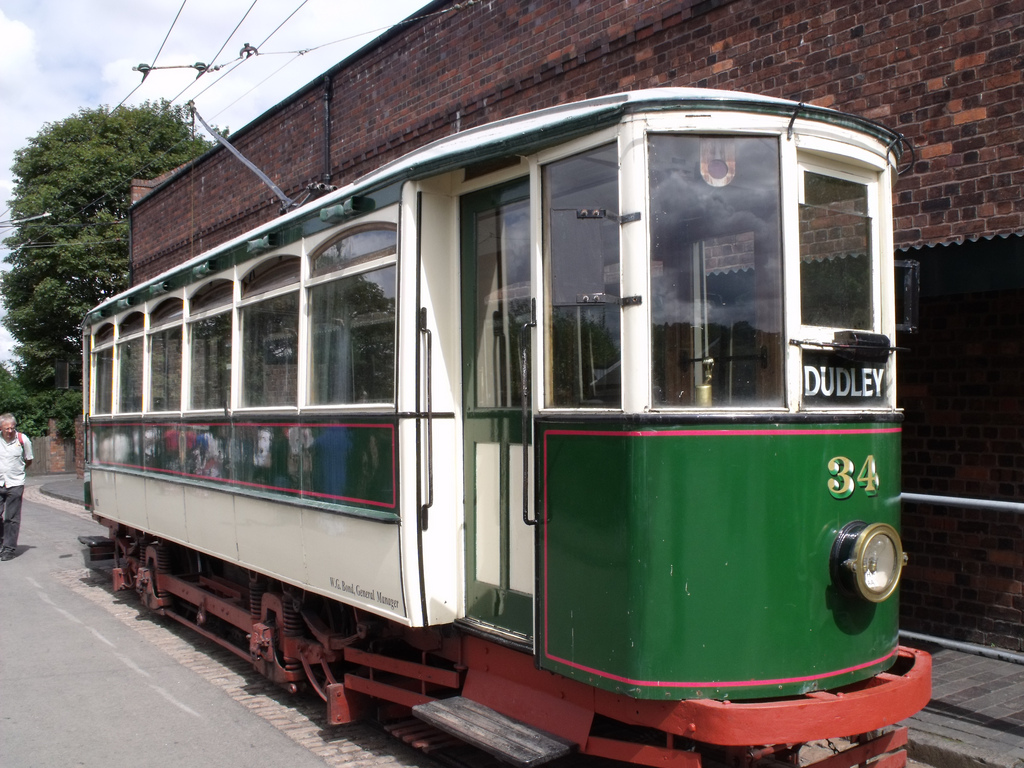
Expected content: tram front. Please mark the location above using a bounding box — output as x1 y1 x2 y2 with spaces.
528 94 924 715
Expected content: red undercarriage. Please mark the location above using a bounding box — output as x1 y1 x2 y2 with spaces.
98 527 932 768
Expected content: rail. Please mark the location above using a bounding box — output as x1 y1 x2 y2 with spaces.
901 492 1024 515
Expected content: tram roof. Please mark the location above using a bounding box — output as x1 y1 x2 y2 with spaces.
88 88 902 325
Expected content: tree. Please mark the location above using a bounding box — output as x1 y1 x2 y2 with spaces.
1 100 211 390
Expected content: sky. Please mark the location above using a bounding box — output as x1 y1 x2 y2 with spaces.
0 0 434 366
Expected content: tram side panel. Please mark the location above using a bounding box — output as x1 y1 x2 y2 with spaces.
146 475 188 543
89 425 412 624
538 421 902 701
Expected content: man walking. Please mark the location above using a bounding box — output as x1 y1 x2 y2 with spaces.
0 413 33 561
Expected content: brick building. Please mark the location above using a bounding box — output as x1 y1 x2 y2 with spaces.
127 0 1024 647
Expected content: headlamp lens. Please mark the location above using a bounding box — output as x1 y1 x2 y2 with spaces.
831 521 905 602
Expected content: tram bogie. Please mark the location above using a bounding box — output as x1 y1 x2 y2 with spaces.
83 89 929 768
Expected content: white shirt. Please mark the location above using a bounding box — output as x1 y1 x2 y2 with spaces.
0 432 33 487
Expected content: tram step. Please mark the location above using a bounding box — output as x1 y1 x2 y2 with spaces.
78 535 114 562
412 696 575 768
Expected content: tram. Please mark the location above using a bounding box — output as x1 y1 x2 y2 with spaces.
82 89 930 768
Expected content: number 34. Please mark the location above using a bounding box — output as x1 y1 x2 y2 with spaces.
827 455 879 499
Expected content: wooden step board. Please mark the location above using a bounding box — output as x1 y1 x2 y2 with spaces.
412 697 576 768
77 535 114 562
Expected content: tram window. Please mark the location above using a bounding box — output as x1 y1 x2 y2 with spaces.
543 143 621 408
188 312 231 410
309 267 396 405
308 225 397 406
149 299 183 412
469 197 530 409
188 281 233 411
151 297 183 325
311 225 397 278
189 279 233 313
117 312 145 413
799 172 873 330
648 135 784 408
240 258 300 408
92 324 114 415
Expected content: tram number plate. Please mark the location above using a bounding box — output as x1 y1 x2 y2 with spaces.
827 455 879 499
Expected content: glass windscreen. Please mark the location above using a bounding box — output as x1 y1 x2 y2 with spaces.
649 135 784 408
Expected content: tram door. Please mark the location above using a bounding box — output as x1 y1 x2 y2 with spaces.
460 180 535 641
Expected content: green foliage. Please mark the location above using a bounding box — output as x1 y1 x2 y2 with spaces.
0 364 80 439
2 100 211 390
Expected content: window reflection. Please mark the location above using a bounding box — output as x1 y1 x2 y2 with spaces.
544 144 621 408
308 223 397 406
149 299 183 412
94 348 114 415
241 292 299 407
800 172 873 330
117 313 145 413
189 313 231 410
309 267 396 405
240 259 300 408
649 135 784 408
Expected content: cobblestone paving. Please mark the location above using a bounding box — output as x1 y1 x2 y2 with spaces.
35 480 441 768
33 485 932 768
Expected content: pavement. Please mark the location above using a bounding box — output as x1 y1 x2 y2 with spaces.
33 474 1024 768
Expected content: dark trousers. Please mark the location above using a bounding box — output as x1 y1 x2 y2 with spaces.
1 484 25 552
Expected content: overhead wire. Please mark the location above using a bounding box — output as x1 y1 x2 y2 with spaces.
7 0 483 255
152 0 190 68
112 0 191 113
163 0 302 114
4 0 249 257
253 0 310 49
15 239 126 250
201 0 260 78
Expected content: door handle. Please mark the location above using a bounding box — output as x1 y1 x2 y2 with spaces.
520 299 537 526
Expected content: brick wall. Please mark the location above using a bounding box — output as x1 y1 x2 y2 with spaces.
900 286 1024 649
23 420 75 476
131 0 1024 281
126 0 1024 646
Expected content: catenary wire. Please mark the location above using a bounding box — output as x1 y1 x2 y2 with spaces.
111 0 190 113
7 1 483 252
202 0 261 79
152 0 190 67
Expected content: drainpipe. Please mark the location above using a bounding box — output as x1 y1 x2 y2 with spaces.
322 76 332 186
